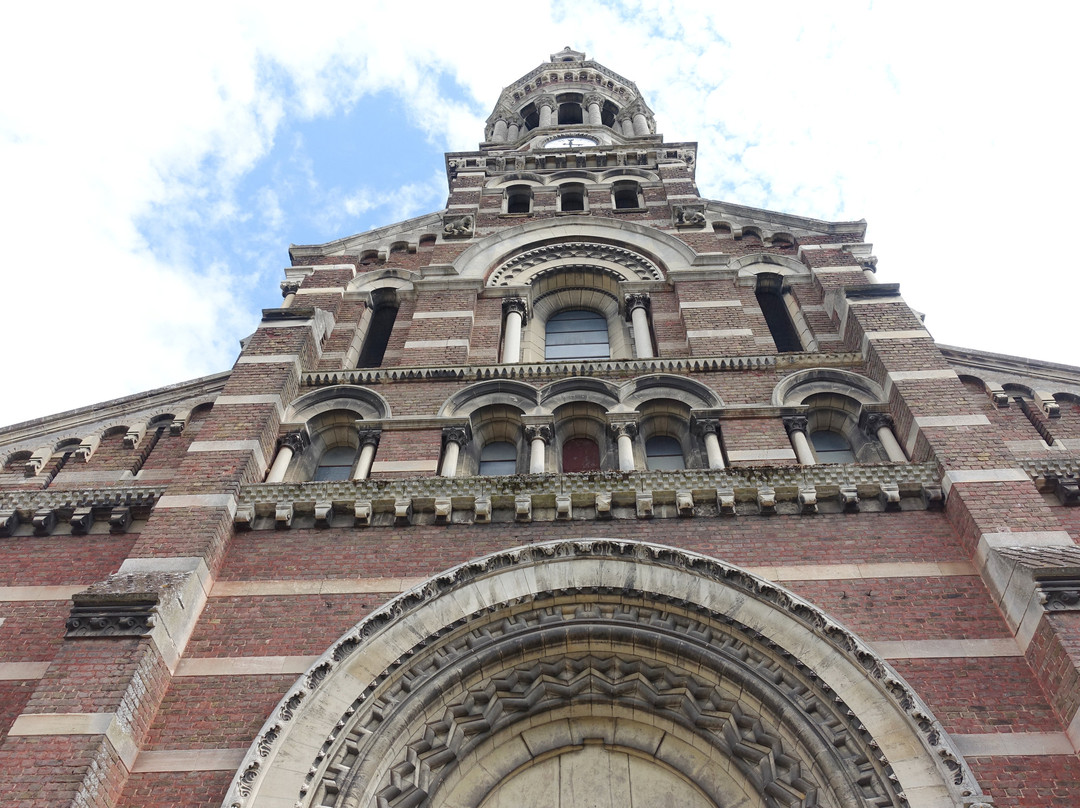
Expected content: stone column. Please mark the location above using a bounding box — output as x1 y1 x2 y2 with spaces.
617 116 634 137
783 416 816 465
585 94 603 126
624 294 654 359
609 421 639 472
280 280 300 308
266 430 309 483
440 425 472 478
501 297 528 364
861 412 907 462
353 427 381 480
507 121 520 141
693 417 726 470
524 424 552 474
538 95 555 128
492 119 508 143
633 111 649 136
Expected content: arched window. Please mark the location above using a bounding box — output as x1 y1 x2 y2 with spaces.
478 441 517 475
558 102 583 125
645 436 685 470
357 289 399 368
545 310 609 360
612 181 640 210
562 437 600 472
313 446 357 481
809 431 856 464
559 183 585 212
506 185 532 214
755 273 802 353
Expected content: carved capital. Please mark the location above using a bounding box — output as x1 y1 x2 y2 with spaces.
783 415 809 436
536 94 556 109
524 424 553 444
279 430 310 455
356 428 382 449
608 421 639 440
442 424 472 448
583 93 605 108
623 293 650 319
280 280 301 297
859 411 895 436
502 297 529 325
691 416 720 438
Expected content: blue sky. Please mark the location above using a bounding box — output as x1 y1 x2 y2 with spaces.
1 2 1078 426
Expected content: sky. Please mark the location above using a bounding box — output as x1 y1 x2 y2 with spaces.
1 2 1077 428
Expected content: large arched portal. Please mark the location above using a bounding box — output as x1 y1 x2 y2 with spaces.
222 541 988 808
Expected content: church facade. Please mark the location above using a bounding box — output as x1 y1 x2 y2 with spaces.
2 50 1080 807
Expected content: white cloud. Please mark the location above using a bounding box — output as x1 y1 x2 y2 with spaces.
0 1 1077 427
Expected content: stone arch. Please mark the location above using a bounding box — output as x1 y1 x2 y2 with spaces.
487 241 664 288
284 385 391 423
452 217 698 281
772 368 886 407
347 268 419 296
539 377 621 411
438 380 541 418
619 373 723 409
733 253 810 279
223 540 986 808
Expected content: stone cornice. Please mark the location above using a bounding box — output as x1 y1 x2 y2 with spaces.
703 199 867 238
0 485 163 513
235 462 940 528
0 374 228 447
940 345 1080 388
303 352 862 387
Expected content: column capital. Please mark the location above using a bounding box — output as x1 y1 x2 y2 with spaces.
536 94 556 109
280 280 301 297
624 293 651 319
442 424 472 448
355 426 382 448
279 429 310 454
607 420 639 440
524 424 553 444
584 93 605 108
691 415 720 437
502 296 529 325
783 415 809 436
859 411 894 436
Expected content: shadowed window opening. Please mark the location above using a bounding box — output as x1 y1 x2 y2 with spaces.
545 309 609 360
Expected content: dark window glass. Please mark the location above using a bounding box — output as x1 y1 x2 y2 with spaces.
545 310 609 360
645 436 685 470
357 304 399 368
810 431 856 463
756 285 802 352
561 188 585 211
613 183 639 209
507 187 531 214
562 437 600 472
479 441 517 476
313 446 356 481
558 103 583 124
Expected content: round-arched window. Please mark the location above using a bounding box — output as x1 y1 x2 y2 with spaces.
645 436 685 470
809 431 856 464
313 446 357 481
479 441 517 476
545 310 609 361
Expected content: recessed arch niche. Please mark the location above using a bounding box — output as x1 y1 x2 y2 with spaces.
223 540 987 808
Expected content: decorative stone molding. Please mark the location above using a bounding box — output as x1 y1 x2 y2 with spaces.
64 570 187 639
555 494 572 520
32 509 56 536
514 494 531 522
304 352 864 389
109 507 132 534
442 214 473 239
222 539 987 808
1038 577 1080 612
860 411 895 437
635 492 653 518
313 501 334 528
70 507 94 535
235 463 942 528
607 420 639 439
433 497 452 523
487 241 664 287
757 487 776 515
394 498 412 525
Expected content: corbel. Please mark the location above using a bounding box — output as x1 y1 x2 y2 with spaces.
124 424 147 449
314 501 335 528
555 494 572 520
473 496 492 523
394 498 412 525
434 497 453 524
756 488 776 516
636 492 653 519
234 504 255 531
75 435 101 463
70 507 95 535
354 500 373 527
839 485 860 512
109 507 132 534
716 488 736 516
879 483 902 511
0 508 20 537
515 495 532 522
675 490 694 517
798 487 818 515
594 492 612 519
275 501 294 530
32 508 57 536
